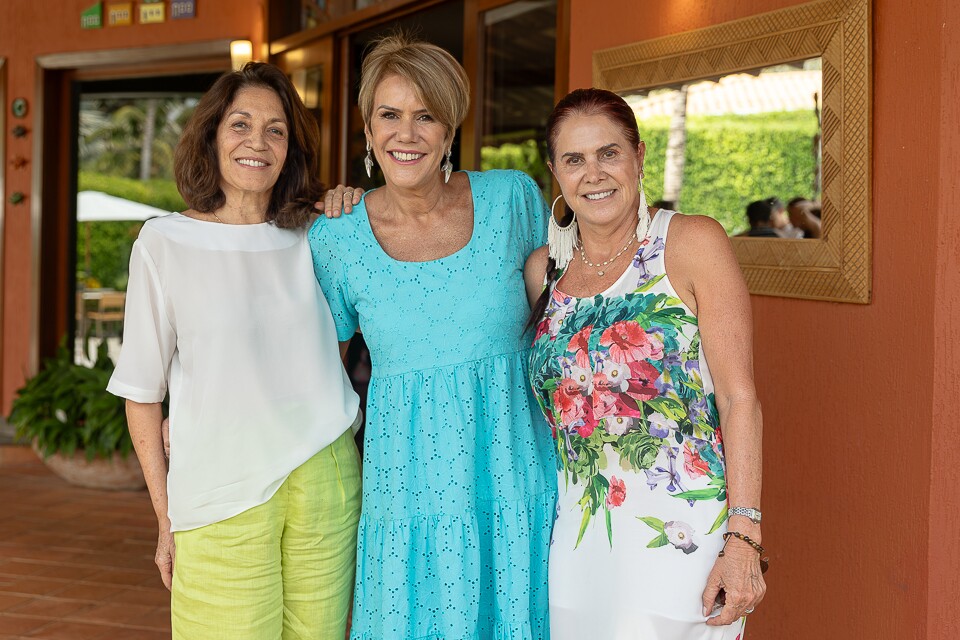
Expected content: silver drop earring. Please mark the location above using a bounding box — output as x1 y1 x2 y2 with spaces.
364 140 374 179
441 149 453 183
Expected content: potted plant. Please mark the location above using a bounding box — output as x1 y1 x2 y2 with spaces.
7 340 145 490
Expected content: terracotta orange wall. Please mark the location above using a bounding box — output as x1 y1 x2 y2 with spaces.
570 0 956 637
0 0 267 411
929 0 960 636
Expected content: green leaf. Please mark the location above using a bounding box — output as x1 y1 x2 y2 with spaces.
637 516 665 532
672 487 722 501
605 508 613 547
707 505 729 534
575 507 591 549
647 532 670 548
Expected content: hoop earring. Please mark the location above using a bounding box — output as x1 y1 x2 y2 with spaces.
364 140 374 179
548 195 578 270
441 149 453 183
636 178 650 241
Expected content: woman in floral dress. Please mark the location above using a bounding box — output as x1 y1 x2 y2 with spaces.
525 89 766 639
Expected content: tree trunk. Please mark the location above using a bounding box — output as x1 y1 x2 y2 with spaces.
139 99 157 181
662 85 689 205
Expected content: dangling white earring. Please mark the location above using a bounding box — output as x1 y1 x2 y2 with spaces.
636 177 650 241
441 149 453 184
548 195 578 270
364 140 374 179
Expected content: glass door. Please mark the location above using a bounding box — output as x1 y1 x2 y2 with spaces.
339 0 466 189
467 0 559 198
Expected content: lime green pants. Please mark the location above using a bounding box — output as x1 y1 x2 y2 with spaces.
172 430 361 640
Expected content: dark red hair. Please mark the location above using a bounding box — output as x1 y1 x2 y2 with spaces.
546 88 641 164
527 88 642 333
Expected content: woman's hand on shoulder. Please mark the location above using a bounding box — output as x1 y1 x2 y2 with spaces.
523 245 550 308
316 185 364 219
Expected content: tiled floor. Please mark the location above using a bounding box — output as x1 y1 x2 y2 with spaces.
0 448 170 639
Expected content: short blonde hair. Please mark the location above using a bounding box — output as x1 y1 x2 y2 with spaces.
358 34 470 144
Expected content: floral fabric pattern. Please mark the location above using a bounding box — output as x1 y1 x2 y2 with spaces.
531 210 744 639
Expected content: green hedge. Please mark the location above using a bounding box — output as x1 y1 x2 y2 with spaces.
77 172 185 290
655 111 820 235
480 139 551 197
78 171 186 212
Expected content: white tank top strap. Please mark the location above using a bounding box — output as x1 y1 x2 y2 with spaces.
648 208 675 238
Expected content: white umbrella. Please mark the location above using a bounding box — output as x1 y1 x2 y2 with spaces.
77 190 173 222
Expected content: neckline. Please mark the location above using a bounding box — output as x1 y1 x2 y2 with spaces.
553 208 663 300
172 211 272 228
360 171 477 265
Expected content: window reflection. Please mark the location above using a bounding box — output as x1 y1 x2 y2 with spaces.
623 58 822 237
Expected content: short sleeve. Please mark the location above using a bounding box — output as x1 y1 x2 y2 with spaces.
511 171 550 254
308 219 359 341
107 241 176 404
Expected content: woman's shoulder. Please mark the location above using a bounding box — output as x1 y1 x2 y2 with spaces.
308 201 374 269
469 168 537 190
667 212 729 250
136 213 189 246
308 198 370 244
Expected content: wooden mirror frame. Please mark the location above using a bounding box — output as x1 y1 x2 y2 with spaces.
593 0 871 303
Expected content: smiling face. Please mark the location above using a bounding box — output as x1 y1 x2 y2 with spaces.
548 113 645 228
216 85 288 201
366 74 449 190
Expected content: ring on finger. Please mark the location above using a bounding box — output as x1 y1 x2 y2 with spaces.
744 608 755 614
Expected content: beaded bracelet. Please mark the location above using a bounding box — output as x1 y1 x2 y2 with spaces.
721 531 765 555
719 531 770 574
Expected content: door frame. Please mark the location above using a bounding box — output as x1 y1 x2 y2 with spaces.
0 57 6 377
274 36 338 187
27 41 233 375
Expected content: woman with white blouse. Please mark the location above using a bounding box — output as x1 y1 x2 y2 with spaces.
107 63 361 640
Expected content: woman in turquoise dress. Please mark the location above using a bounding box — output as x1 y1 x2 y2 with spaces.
309 35 557 640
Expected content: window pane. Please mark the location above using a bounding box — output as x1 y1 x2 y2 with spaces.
481 0 556 198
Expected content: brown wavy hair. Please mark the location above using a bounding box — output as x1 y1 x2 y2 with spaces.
174 62 322 229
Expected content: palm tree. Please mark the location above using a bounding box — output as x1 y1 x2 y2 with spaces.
79 97 196 181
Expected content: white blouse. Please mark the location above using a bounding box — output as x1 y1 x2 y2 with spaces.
107 213 360 532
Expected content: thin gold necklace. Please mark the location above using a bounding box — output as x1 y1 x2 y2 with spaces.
211 212 225 224
579 233 637 276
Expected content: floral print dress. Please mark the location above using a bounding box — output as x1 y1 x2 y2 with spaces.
529 210 745 639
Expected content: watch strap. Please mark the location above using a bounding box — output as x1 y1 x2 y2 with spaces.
727 506 762 523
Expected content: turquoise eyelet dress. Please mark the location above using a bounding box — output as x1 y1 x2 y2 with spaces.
308 170 558 640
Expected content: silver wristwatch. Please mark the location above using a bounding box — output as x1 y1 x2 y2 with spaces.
727 506 762 524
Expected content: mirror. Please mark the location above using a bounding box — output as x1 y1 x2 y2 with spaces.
624 58 823 239
593 0 871 303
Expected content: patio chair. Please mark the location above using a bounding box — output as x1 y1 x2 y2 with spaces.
86 291 126 337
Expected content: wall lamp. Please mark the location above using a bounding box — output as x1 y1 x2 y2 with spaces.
230 40 253 71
